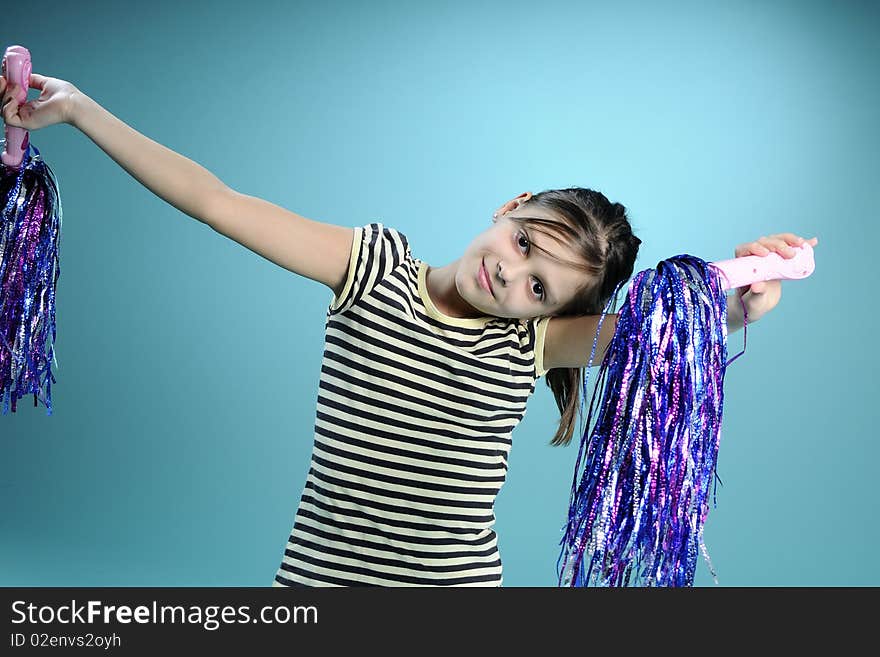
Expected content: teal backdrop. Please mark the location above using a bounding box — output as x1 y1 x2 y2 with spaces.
1 0 876 586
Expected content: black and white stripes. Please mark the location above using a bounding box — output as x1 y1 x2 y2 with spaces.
274 223 549 586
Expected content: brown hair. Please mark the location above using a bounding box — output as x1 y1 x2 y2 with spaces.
505 187 641 447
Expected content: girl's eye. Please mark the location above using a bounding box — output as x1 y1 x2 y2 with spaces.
516 231 545 301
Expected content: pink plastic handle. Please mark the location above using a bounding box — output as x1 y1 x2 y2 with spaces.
709 242 815 291
1 44 32 169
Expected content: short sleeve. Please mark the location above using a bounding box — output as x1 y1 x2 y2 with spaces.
533 315 551 378
328 222 411 316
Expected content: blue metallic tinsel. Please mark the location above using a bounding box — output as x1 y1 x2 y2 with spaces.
557 254 747 587
0 141 62 416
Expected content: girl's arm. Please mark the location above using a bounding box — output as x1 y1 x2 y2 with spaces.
69 91 226 223
542 313 620 371
68 90 355 292
543 304 749 372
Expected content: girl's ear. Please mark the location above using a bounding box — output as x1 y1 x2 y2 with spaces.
515 192 533 208
493 192 532 220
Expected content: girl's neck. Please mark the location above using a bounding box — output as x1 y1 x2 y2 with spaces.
424 261 485 319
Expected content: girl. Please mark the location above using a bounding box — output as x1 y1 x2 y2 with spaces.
1 74 818 587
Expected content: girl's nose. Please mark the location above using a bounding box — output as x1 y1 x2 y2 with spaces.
501 261 531 286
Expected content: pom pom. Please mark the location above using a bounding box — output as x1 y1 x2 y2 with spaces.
0 142 62 415
557 254 746 586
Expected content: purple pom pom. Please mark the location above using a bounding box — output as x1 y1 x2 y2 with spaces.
557 254 746 586
0 142 62 416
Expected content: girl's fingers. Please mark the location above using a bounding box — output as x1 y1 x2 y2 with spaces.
758 236 789 249
768 233 819 249
749 240 771 256
735 241 767 257
736 232 817 259
772 232 806 245
758 235 798 258
1 74 46 95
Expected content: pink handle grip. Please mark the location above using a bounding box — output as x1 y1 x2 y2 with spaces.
1 44 32 170
709 242 815 291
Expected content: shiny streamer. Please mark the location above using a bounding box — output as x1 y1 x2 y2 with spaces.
557 254 747 587
0 141 62 416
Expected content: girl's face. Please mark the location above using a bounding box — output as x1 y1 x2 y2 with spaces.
461 209 589 320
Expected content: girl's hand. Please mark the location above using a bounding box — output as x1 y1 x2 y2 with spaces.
733 233 819 322
0 73 80 130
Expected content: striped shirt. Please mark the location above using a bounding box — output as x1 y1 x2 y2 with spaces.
273 222 550 587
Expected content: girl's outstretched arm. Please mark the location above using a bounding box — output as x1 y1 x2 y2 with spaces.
543 299 751 372
69 90 226 223
542 232 817 370
0 74 356 293
70 90 355 292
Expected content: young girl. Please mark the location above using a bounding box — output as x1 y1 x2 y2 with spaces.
1 74 818 587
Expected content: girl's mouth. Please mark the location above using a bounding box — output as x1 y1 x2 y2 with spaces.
479 258 494 297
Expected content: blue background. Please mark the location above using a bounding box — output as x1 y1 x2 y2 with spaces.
1 0 876 586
